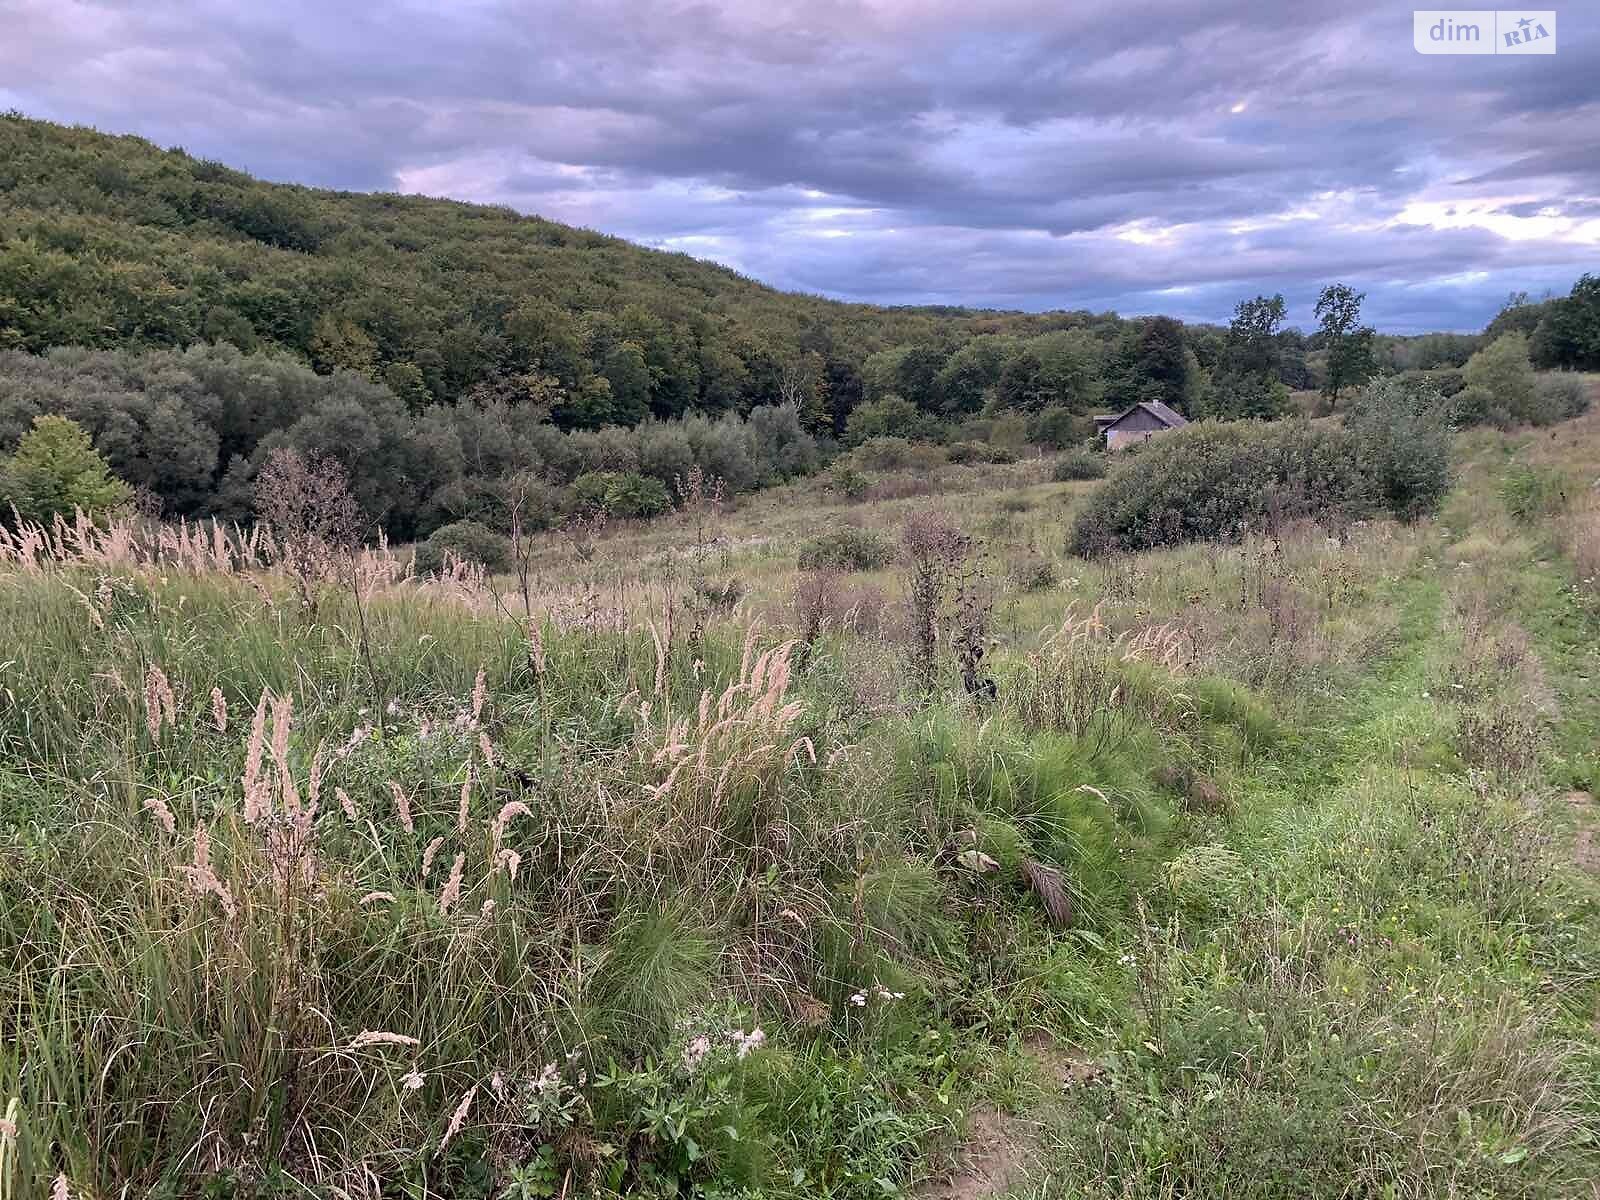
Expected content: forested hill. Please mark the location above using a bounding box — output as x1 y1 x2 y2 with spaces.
0 112 1090 427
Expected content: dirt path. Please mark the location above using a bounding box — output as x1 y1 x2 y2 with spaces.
1567 791 1599 874
913 1037 1103 1200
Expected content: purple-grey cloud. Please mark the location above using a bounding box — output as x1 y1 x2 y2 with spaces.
1 0 1597 331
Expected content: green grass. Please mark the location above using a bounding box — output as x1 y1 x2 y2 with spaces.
3 413 1600 1199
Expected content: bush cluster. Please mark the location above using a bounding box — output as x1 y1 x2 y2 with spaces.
1050 449 1107 482
797 526 898 572
1068 396 1451 556
412 519 512 576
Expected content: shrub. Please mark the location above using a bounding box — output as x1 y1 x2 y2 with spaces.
0 414 132 525
1027 406 1089 449
1500 464 1568 519
1537 374 1591 421
1051 449 1106 482
1066 420 1371 557
823 464 871 501
844 396 944 445
604 472 673 519
1010 550 1057 592
1345 376 1454 522
568 470 672 519
849 437 947 472
797 526 897 572
946 440 1016 465
1458 332 1540 427
414 519 511 575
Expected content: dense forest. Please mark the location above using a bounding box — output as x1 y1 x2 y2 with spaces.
3 112 1598 542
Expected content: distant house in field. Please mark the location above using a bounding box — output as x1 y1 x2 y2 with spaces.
1093 400 1188 450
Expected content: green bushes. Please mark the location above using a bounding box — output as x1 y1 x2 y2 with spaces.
1068 421 1366 557
1067 401 1451 557
1344 376 1454 522
568 470 672 519
413 519 511 575
1450 333 1585 428
797 526 897 571
1050 449 1106 482
0 414 132 525
1499 464 1569 519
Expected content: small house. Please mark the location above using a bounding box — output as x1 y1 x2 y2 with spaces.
1093 400 1188 450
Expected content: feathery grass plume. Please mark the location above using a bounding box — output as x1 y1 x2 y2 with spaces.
336 786 358 820
142 796 176 835
210 686 227 732
358 891 395 905
469 665 487 727
388 782 415 833
184 825 236 919
270 691 299 818
349 1031 420 1050
438 853 465 914
457 765 473 833
438 1085 477 1153
242 689 271 824
650 616 668 695
478 732 494 769
491 800 530 844
53 1172 69 1200
1020 859 1073 927
492 848 522 881
401 1068 425 1092
143 664 175 740
421 836 445 879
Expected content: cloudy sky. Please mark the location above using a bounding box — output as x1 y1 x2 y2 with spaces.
3 1 1597 331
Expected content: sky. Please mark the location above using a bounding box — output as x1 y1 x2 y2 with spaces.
2 0 1597 332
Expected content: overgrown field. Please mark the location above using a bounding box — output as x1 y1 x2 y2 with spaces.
3 407 1599 1200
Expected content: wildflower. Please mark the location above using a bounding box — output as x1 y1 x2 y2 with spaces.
490 1069 506 1098
730 1028 766 1058
480 898 497 919
682 1034 713 1072
849 991 867 1007
143 795 176 835
779 907 806 927
350 1031 421 1050
533 1062 561 1093
438 1085 477 1153
401 1067 426 1092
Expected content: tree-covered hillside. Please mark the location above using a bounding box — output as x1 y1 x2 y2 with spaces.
0 112 1098 429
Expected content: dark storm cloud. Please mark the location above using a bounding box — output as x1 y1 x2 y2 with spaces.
2 0 1597 330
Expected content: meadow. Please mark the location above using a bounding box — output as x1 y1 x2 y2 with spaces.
2 397 1599 1200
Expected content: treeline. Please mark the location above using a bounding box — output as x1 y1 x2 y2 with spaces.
0 345 818 538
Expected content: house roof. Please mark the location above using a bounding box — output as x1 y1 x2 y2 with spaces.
1101 400 1188 430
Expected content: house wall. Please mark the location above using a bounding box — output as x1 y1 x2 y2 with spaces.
1105 409 1176 450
